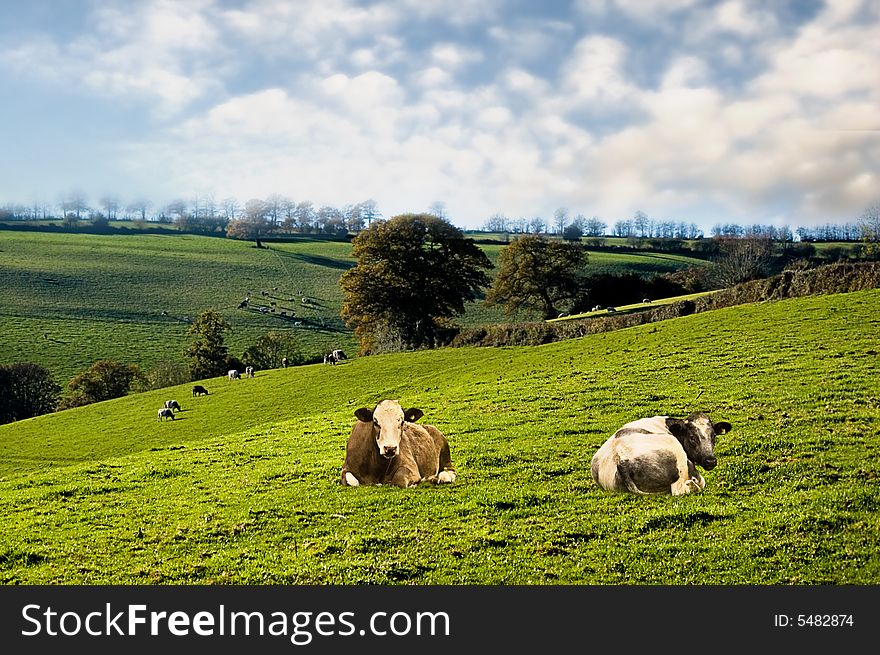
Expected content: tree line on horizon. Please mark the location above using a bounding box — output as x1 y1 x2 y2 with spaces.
3 193 878 245
0 193 383 237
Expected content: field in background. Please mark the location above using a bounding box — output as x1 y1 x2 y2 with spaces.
0 290 877 584
0 231 707 380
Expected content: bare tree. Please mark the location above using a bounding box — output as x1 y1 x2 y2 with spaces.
529 216 547 234
222 197 240 222
553 207 569 235
583 215 606 237
633 210 649 238
266 194 286 228
711 237 774 288
100 195 120 221
859 200 880 257
295 201 316 233
428 201 448 220
127 199 153 221
483 213 509 233
358 199 380 228
62 190 89 219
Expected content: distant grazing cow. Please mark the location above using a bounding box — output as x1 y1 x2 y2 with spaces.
228 369 240 381
192 385 208 396
332 349 347 362
281 357 289 368
642 298 652 303
238 300 248 309
245 366 255 378
340 400 456 488
157 408 175 421
591 413 732 495
606 306 617 313
592 305 603 312
164 400 181 413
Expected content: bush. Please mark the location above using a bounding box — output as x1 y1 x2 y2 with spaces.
0 363 61 425
143 360 190 391
452 262 880 349
61 360 146 409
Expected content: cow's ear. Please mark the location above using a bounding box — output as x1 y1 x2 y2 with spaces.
355 408 373 423
665 418 689 439
404 408 424 423
713 421 732 435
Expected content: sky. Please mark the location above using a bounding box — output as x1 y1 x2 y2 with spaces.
0 0 878 230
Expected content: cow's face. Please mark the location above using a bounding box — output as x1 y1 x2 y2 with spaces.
667 413 732 470
355 400 424 459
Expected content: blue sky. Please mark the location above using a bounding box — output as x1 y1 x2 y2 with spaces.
0 0 877 230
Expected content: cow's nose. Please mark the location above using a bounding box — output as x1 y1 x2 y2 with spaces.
703 457 717 470
383 446 397 457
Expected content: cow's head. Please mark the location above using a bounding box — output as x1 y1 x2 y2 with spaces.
666 412 731 470
354 400 424 459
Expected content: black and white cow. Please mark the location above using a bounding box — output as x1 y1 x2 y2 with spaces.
591 413 732 495
164 399 181 413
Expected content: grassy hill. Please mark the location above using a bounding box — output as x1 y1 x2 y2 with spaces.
0 289 877 584
0 230 706 381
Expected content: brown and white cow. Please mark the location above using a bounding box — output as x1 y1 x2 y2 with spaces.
340 400 457 488
591 413 731 495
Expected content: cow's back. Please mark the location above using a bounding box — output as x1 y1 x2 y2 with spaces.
401 423 446 479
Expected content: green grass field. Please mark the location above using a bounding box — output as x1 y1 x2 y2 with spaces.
0 231 706 381
0 289 877 584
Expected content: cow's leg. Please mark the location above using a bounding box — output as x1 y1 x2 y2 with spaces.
389 466 421 488
685 459 705 492
671 453 701 495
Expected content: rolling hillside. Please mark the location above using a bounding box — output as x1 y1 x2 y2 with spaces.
0 289 877 584
0 230 707 381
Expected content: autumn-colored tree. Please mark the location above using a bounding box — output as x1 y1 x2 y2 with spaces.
486 236 587 319
340 213 493 353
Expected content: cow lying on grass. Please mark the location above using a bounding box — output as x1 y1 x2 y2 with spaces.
340 400 456 488
591 413 731 495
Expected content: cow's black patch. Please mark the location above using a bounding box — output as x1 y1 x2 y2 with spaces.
613 427 651 439
624 451 679 493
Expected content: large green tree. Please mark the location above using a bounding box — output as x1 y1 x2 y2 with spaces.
486 235 587 319
185 310 233 380
340 213 493 352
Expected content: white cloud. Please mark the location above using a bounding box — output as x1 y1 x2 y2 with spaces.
0 0 223 115
561 36 640 110
430 43 483 70
221 0 399 59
